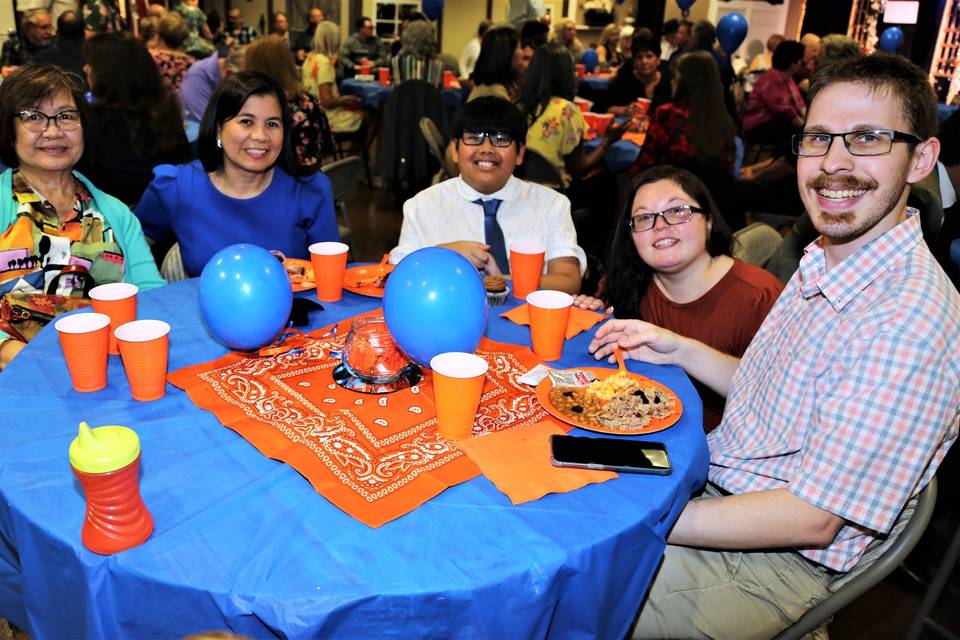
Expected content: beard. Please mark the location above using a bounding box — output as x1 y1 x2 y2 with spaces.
804 172 908 243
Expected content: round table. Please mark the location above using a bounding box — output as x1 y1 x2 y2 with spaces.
0 278 708 638
340 78 465 111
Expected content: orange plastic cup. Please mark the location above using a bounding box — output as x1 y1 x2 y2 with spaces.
576 63 586 78
309 241 349 302
89 282 138 356
442 69 455 88
430 352 488 440
583 112 598 133
56 312 111 392
526 290 573 361
594 113 614 135
115 320 170 402
510 242 545 300
378 67 390 85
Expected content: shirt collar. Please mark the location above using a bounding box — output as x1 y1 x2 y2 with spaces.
798 207 923 311
454 175 520 204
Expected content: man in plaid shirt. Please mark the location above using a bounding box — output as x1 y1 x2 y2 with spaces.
590 54 960 638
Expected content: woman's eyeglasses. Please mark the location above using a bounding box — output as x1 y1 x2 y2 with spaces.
16 109 82 132
628 205 704 232
460 131 514 148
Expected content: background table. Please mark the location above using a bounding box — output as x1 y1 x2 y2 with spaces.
0 278 708 639
340 78 465 111
585 136 642 173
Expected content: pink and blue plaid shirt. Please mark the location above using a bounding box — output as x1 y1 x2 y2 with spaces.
708 210 960 572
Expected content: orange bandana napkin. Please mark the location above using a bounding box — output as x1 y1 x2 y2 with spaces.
621 131 647 147
456 420 617 505
168 312 558 528
501 304 606 339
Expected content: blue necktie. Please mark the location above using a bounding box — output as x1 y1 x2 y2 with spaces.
475 198 509 274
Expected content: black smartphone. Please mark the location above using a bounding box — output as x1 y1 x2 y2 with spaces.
550 434 672 475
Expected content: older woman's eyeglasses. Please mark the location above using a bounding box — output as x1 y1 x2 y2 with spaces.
16 109 82 133
791 129 920 157
628 205 704 232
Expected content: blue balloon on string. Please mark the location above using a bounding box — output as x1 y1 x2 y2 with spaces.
675 0 696 13
716 12 748 54
582 48 599 73
421 0 443 20
878 26 904 52
383 247 487 367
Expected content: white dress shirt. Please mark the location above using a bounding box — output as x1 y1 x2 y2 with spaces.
459 37 481 79
390 175 587 275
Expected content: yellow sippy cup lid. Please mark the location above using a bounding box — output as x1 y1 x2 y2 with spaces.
69 422 141 474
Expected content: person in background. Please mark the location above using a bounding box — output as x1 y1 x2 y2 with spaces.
607 28 672 117
508 0 547 27
302 22 363 134
460 20 491 79
179 45 244 122
295 6 325 64
665 19 692 64
207 9 231 52
149 11 195 91
339 16 385 78
0 63 165 370
81 33 192 207
797 32 821 95
391 97 584 295
595 23 622 68
748 33 784 73
134 71 338 277
468 25 523 102
520 19 549 49
743 40 806 150
690 20 734 90
270 11 297 59
82 0 123 37
1 9 53 77
518 42 625 189
245 35 334 168
34 10 87 87
575 166 782 429
226 8 258 46
391 20 444 87
138 15 162 49
819 33 861 67
659 19 680 62
176 0 215 59
552 18 584 63
146 2 166 18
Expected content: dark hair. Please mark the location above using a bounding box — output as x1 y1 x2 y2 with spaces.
0 62 91 168
83 33 186 156
57 10 84 40
631 27 661 58
355 16 371 31
245 34 303 96
517 43 575 126
206 9 222 33
520 20 549 49
771 40 804 71
662 19 680 36
692 20 716 49
605 166 733 319
197 70 305 176
673 50 736 163
472 25 520 87
452 97 527 151
477 20 492 38
808 52 937 140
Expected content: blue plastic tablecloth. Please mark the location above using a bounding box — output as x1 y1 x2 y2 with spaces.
938 103 957 124
0 278 708 638
578 76 611 93
585 137 642 173
340 78 465 111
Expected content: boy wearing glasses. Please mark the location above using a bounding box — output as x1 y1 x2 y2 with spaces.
389 97 584 294
590 55 960 638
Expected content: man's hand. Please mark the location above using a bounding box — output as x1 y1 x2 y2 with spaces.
589 319 682 366
438 241 492 269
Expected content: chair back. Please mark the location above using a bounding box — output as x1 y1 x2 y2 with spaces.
321 157 364 247
379 80 447 189
732 222 782 268
773 477 938 639
160 242 188 283
514 147 564 192
419 117 446 166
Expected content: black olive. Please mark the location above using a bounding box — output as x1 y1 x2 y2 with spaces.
562 391 574 398
633 390 649 403
572 405 584 413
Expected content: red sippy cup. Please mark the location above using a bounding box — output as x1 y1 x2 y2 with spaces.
69 421 154 554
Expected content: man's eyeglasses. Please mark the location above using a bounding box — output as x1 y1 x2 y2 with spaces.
628 205 704 232
16 109 82 133
460 131 514 148
792 129 921 157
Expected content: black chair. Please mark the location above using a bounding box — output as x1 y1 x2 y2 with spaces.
513 147 564 192
321 156 365 257
379 80 447 193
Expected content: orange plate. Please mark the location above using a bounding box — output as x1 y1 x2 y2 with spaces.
284 258 315 292
343 264 395 298
535 367 683 436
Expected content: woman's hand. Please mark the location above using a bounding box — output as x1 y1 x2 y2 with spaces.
588 319 683 366
602 119 628 144
341 94 362 108
572 295 612 314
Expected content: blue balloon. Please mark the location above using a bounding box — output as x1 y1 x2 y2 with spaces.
716 12 748 54
383 247 487 367
582 48 599 73
199 244 293 351
421 0 443 20
675 0 696 12
878 26 903 52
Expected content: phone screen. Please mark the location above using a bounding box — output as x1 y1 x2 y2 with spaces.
550 435 671 474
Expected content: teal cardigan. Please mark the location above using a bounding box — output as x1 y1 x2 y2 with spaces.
0 168 166 340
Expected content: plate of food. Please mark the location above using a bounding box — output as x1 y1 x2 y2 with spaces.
536 367 682 436
284 258 315 292
343 263 394 297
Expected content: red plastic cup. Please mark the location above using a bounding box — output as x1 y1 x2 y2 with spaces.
90 282 138 356
526 290 573 361
430 352 488 440
573 97 591 112
633 97 652 118
360 58 371 74
509 242 545 300
594 113 614 135
443 69 455 88
576 63 586 78
56 312 111 392
378 67 390 85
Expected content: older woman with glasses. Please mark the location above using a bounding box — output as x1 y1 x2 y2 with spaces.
0 63 165 370
575 165 783 431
